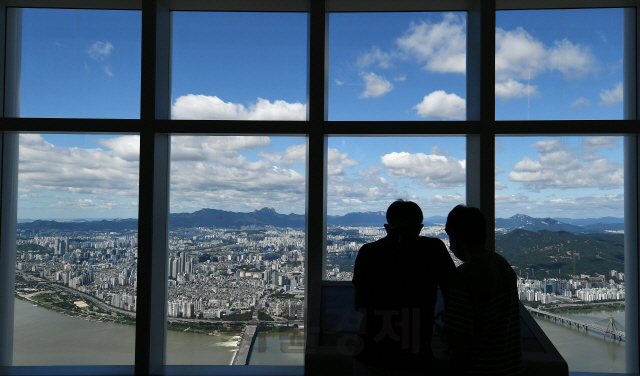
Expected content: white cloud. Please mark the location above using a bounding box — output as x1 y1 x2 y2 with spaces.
414 90 465 120
356 46 393 69
97 136 141 162
327 148 361 175
104 66 113 77
495 27 548 81
393 75 407 81
360 72 393 98
171 136 272 166
258 144 306 167
335 79 345 86
381 151 465 189
508 138 623 190
599 82 623 107
495 79 538 100
581 136 620 153
19 134 139 202
169 136 306 214
571 97 592 110
87 41 114 61
548 39 597 79
171 95 306 120
495 181 507 190
356 165 383 178
396 13 466 74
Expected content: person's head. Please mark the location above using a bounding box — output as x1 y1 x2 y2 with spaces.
384 199 424 235
445 205 487 260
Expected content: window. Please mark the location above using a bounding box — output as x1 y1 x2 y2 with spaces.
0 2 638 376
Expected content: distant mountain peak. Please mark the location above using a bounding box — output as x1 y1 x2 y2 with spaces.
254 207 276 213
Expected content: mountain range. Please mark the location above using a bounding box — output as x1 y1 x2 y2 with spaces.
17 208 624 234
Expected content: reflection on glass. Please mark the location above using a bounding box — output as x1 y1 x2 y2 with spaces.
167 136 306 366
19 9 141 118
329 12 467 121
325 137 466 280
496 136 625 373
171 12 307 120
14 134 139 365
495 9 623 120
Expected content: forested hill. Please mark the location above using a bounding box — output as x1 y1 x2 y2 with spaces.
495 229 624 279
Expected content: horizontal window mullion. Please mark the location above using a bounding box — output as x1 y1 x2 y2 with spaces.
495 120 640 135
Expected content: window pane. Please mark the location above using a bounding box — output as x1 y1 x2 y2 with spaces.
167 136 306 366
496 136 625 373
14 134 139 365
329 12 467 121
19 9 141 119
326 137 465 280
171 12 307 120
495 9 623 120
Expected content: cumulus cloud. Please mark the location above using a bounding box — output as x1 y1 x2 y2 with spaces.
381 151 465 189
171 95 306 120
18 134 140 214
508 138 623 191
495 27 548 81
327 174 407 213
414 90 465 119
495 181 507 190
169 136 306 214
258 144 306 167
171 136 272 166
327 148 361 175
571 97 592 111
599 82 623 107
397 13 466 74
548 39 597 79
360 72 393 98
87 41 114 61
495 79 538 100
581 136 620 153
357 46 394 69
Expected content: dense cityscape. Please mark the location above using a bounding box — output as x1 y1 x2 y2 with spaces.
15 220 626 328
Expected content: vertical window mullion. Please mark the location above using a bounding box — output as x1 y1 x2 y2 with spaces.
466 0 496 250
305 0 328 358
623 7 639 374
136 0 171 374
0 6 21 367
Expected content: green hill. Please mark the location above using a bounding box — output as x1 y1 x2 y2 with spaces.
495 229 624 279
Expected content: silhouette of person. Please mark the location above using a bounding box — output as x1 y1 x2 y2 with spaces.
352 200 455 375
444 205 523 375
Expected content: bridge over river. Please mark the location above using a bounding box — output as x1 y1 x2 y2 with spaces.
526 307 625 342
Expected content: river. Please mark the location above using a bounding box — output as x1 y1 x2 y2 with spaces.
12 298 304 366
11 298 623 372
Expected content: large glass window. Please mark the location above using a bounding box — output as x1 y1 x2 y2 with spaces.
14 134 139 365
495 9 623 120
328 12 467 120
166 136 306 366
171 12 307 120
18 9 141 119
496 136 625 373
325 137 465 279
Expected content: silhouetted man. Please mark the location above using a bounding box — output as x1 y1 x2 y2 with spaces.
352 200 455 375
445 205 523 375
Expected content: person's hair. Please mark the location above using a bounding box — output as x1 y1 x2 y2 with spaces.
386 199 423 226
445 205 487 246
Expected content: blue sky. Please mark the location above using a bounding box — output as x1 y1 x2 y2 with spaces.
15 9 624 220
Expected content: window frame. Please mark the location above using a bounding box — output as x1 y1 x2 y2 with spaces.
0 1 638 375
